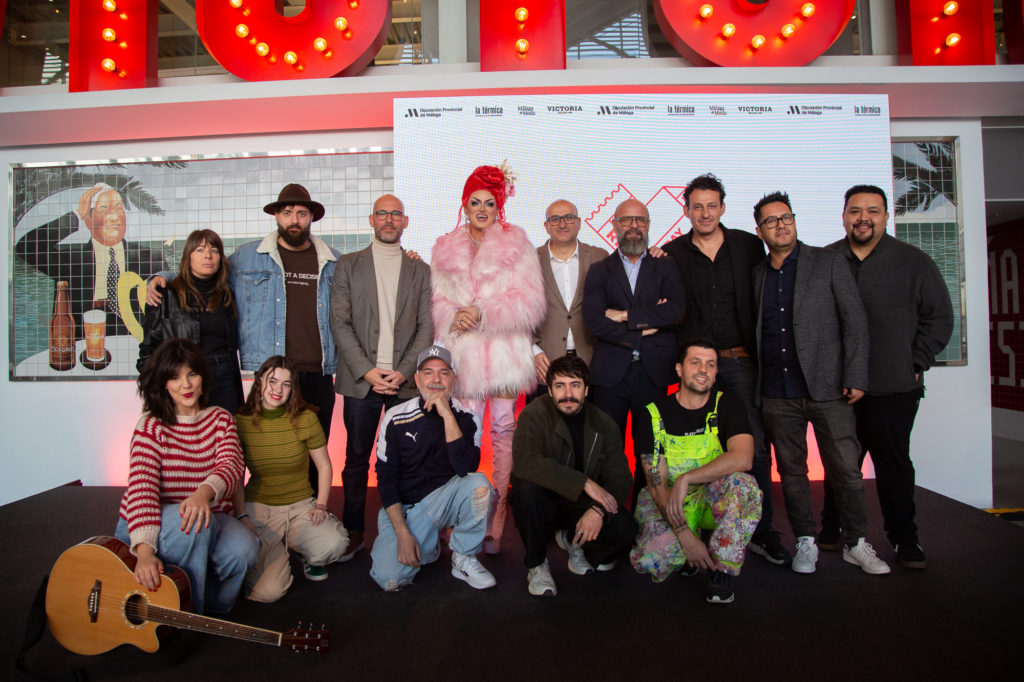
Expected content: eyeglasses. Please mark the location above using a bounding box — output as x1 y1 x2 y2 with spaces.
758 213 796 229
614 215 649 227
374 210 405 220
546 214 579 224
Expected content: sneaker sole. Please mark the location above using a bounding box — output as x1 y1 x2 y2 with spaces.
451 567 496 590
528 586 557 597
706 593 735 604
747 542 788 565
554 533 594 575
303 570 329 582
336 542 365 564
791 562 817 574
842 553 892 575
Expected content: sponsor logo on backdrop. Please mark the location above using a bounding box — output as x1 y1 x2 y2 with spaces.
403 106 464 119
474 106 504 117
667 105 696 116
855 104 883 116
547 105 583 115
709 105 727 116
786 104 843 115
517 105 536 116
597 104 657 116
737 105 773 115
584 184 688 250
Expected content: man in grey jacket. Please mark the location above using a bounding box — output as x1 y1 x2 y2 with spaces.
330 194 433 558
753 191 890 576
510 355 635 597
818 185 954 569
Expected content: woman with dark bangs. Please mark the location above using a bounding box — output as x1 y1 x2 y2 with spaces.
115 338 258 614
233 356 349 601
138 229 242 412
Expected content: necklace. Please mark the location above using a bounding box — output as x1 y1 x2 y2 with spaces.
467 226 482 249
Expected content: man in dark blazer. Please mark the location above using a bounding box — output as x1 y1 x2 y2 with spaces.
15 184 167 339
752 191 889 576
532 199 609 389
583 198 686 507
662 173 788 566
330 194 433 557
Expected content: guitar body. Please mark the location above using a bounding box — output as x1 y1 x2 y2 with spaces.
45 536 193 655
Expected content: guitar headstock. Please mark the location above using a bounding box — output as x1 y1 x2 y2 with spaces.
282 624 330 654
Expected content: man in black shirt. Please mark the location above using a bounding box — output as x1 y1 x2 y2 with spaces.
662 173 787 566
630 339 762 604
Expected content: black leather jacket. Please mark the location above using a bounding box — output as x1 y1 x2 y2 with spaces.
137 286 238 372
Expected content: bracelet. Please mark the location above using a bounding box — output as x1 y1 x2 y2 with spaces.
235 513 249 521
589 504 606 517
314 503 328 510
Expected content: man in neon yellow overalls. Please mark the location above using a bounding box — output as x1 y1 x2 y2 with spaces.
630 339 762 603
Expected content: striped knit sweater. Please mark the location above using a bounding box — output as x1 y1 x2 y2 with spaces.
118 406 244 554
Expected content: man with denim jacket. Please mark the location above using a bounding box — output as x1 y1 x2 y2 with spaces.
147 184 339 495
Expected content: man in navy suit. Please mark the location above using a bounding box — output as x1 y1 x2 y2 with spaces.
582 198 686 508
752 191 889 576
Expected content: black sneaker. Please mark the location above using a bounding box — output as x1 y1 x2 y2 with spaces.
747 530 791 565
678 563 700 578
896 543 928 570
816 525 842 552
705 571 734 604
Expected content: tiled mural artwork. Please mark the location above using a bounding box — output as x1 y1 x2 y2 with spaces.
10 150 394 380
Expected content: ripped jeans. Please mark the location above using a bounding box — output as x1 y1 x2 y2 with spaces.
370 472 494 591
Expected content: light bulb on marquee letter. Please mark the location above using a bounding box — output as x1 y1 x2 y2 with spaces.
235 24 249 38
652 0 854 66
515 38 530 55
102 28 117 41
195 0 391 80
945 32 961 47
942 2 959 16
515 7 528 22
102 0 117 11
101 58 117 71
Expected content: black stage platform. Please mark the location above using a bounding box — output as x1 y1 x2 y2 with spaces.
5 482 1023 681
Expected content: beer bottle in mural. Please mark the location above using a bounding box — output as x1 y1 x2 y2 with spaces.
49 281 76 371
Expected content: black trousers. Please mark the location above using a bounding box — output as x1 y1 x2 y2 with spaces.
821 388 924 546
509 480 636 569
298 371 336 498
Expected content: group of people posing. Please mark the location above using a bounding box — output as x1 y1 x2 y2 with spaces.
115 166 954 612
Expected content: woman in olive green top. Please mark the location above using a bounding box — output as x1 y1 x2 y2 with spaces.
233 356 348 602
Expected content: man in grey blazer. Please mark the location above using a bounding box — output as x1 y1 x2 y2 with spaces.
331 194 433 558
752 191 890 576
532 199 609 390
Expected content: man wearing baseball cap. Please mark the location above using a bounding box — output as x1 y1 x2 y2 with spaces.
370 344 497 591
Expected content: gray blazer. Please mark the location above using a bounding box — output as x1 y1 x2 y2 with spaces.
534 240 608 366
753 241 869 403
330 245 433 399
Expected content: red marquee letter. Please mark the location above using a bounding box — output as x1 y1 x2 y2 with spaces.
653 0 855 67
895 0 996 66
69 0 158 92
480 0 566 72
196 0 391 80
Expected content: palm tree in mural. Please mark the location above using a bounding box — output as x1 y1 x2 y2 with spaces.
13 161 187 226
891 142 957 216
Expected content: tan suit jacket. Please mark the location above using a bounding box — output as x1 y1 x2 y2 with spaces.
534 240 608 367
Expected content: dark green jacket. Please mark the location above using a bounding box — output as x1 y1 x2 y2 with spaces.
511 395 632 504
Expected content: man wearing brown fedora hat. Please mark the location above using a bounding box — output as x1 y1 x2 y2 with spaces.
148 183 340 496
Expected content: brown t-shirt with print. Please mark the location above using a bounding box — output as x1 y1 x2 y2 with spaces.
278 244 322 373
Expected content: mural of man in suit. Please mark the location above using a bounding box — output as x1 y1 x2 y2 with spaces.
15 183 166 339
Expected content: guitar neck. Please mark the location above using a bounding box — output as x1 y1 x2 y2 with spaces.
142 604 282 647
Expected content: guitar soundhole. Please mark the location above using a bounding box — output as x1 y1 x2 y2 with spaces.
123 593 148 627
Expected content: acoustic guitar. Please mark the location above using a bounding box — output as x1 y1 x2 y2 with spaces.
45 536 329 655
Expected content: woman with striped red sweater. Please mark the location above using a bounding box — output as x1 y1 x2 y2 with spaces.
115 338 258 614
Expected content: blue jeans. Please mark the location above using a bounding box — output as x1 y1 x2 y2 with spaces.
341 391 402 533
370 473 493 591
116 505 259 614
714 356 774 537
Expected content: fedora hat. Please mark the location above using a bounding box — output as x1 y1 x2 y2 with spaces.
263 183 325 222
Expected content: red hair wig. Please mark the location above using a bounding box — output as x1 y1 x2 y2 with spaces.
459 165 511 227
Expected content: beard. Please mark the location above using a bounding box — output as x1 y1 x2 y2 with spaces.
278 223 311 248
618 230 648 257
684 375 712 394
849 221 876 245
556 397 582 416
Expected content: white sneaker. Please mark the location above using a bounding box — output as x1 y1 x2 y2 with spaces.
792 536 819 574
555 530 595 575
451 551 497 589
527 559 557 597
843 538 892 575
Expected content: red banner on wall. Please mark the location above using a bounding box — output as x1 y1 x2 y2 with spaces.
989 219 1024 411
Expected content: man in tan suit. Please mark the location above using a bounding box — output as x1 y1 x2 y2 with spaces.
532 199 609 391
330 194 434 558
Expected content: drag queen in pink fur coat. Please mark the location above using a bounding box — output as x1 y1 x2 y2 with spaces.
431 164 545 554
